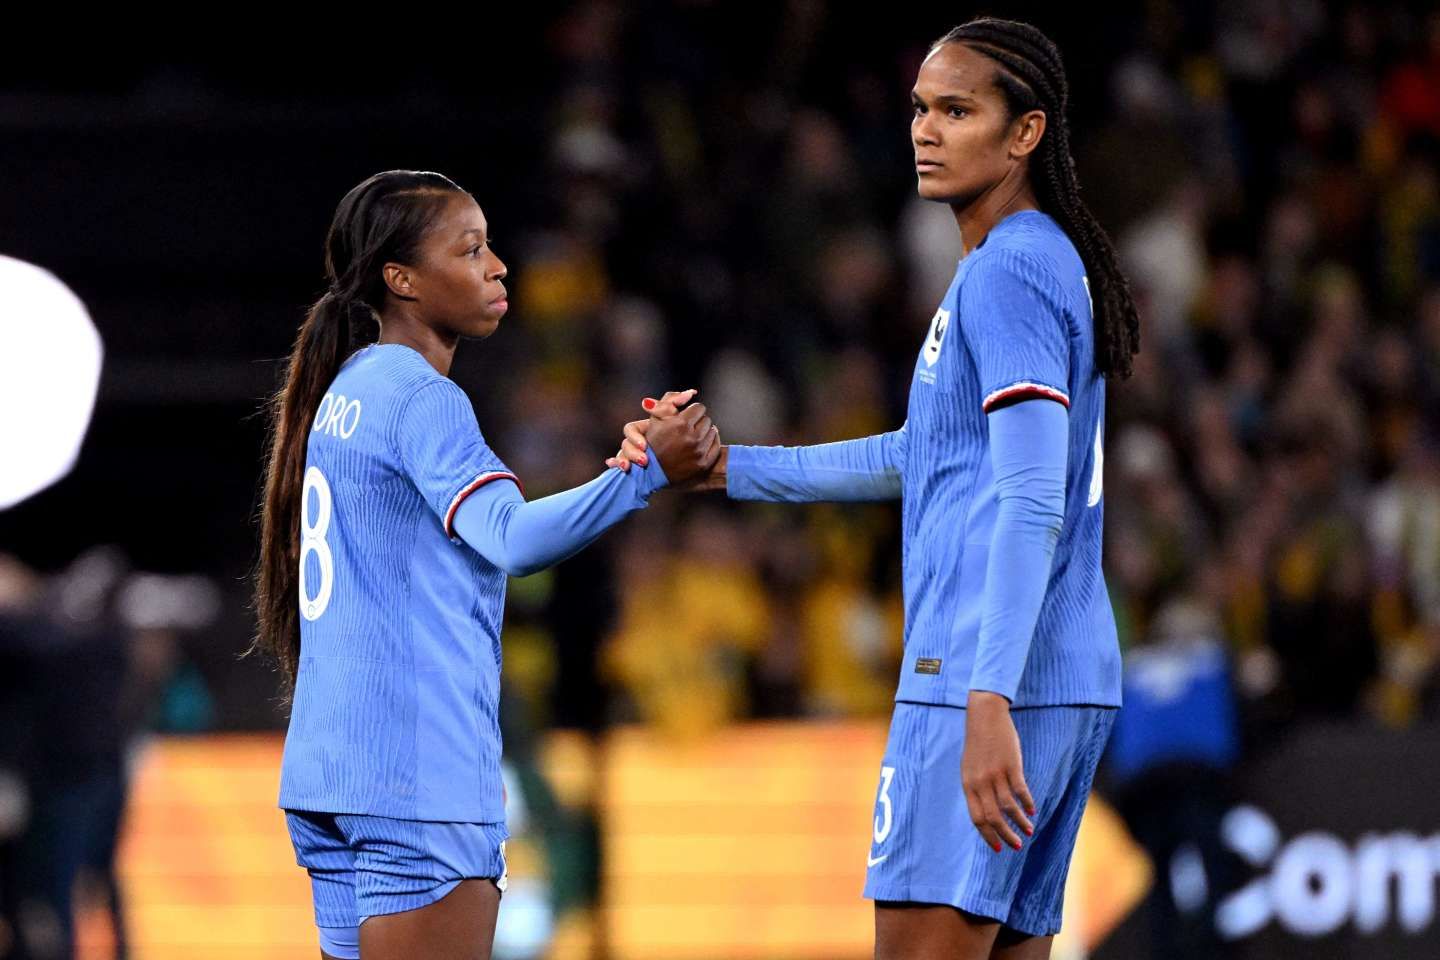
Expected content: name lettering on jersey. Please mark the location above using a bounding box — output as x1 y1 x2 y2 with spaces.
914 657 942 675
312 392 363 440
919 307 950 384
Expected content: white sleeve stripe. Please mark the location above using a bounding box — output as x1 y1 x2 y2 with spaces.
444 471 522 539
982 382 1070 411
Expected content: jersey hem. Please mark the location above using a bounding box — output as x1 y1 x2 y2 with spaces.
278 796 506 825
892 695 1122 710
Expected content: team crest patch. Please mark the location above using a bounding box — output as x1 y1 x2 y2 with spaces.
922 307 951 370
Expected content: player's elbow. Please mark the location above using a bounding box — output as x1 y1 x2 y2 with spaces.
997 488 1065 538
1031 506 1065 544
1041 510 1064 545
492 549 547 578
1036 492 1066 530
512 558 549 578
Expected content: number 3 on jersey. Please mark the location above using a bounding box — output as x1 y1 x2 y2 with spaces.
873 765 897 844
300 466 334 621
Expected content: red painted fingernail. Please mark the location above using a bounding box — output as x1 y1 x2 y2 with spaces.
992 843 1002 853
639 456 649 466
642 398 657 411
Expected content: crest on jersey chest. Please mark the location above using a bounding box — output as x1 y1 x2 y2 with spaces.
919 305 951 383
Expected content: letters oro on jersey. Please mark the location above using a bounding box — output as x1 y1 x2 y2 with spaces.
312 391 362 439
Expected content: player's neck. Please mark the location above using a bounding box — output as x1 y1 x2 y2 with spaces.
377 312 459 377
952 173 1039 257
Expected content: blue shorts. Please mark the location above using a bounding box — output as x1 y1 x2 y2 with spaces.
285 810 509 959
862 702 1115 937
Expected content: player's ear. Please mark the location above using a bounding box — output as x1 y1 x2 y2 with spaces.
382 262 418 301
1009 110 1046 160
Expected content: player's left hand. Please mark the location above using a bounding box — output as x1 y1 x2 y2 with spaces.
961 690 1036 853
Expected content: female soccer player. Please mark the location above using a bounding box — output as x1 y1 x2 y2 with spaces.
612 19 1139 960
253 170 718 960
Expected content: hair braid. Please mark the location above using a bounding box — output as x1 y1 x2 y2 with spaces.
936 18 1141 379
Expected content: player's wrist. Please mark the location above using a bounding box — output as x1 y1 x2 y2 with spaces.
638 449 670 493
967 689 1012 712
705 445 729 491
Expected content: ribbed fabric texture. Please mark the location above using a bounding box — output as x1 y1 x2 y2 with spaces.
279 343 515 822
892 211 1119 707
862 703 1116 936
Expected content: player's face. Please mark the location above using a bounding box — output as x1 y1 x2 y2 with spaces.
413 194 509 340
911 42 1027 206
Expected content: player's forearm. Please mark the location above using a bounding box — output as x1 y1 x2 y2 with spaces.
453 457 667 576
725 430 905 502
969 401 1067 700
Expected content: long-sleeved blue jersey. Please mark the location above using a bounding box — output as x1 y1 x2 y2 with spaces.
727 210 1120 708
279 343 666 823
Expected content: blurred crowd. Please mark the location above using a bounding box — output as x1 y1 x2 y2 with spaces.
458 1 1440 746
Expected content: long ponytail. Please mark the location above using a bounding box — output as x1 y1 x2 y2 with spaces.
252 170 466 692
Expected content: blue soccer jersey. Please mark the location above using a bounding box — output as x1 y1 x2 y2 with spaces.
895 209 1118 707
278 343 520 823
726 209 1121 925
727 210 1119 707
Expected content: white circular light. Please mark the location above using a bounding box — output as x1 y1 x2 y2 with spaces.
0 255 103 510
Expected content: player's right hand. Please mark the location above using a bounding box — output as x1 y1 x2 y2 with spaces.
643 400 721 486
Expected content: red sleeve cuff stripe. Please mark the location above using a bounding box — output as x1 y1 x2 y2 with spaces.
982 382 1070 412
444 471 524 539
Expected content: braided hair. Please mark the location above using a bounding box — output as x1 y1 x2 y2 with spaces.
937 18 1140 379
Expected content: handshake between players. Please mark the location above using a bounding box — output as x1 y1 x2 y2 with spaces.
606 389 728 491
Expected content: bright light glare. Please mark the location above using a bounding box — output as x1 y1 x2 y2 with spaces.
0 255 103 509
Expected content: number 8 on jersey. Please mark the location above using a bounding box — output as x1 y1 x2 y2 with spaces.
300 466 334 621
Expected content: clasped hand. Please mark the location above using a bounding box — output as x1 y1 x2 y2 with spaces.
606 389 723 488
